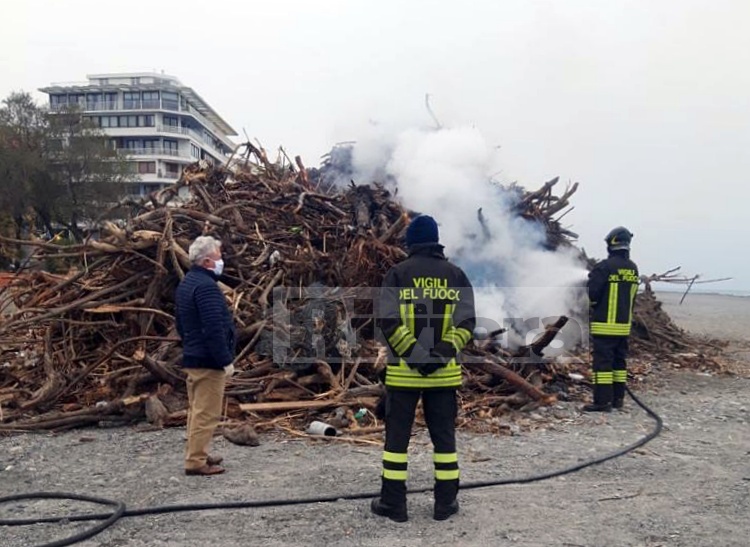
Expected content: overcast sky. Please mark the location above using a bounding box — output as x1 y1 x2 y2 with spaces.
3 0 749 291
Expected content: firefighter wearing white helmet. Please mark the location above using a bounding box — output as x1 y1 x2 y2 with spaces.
584 227 639 412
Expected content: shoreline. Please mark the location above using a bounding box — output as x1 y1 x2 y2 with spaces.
655 290 750 343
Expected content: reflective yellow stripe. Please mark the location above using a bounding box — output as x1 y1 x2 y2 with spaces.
406 303 415 334
385 356 462 388
455 327 472 347
393 334 416 356
383 451 408 464
593 372 613 385
629 283 637 325
383 469 408 481
387 362 460 377
442 304 455 338
435 469 460 480
387 326 409 348
607 282 618 324
613 370 627 382
399 303 408 326
385 371 462 388
591 322 631 336
443 327 471 352
433 452 458 464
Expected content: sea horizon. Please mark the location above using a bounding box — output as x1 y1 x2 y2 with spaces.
655 288 750 298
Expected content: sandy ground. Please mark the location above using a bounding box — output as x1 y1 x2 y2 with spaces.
657 291 750 344
2 293 749 546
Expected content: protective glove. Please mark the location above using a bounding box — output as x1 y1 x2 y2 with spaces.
416 361 443 377
404 342 432 369
431 341 457 365
223 364 235 377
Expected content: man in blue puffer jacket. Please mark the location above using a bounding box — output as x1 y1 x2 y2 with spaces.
175 235 236 475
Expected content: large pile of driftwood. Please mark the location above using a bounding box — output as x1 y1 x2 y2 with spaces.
629 280 727 375
0 155 719 437
0 159 586 436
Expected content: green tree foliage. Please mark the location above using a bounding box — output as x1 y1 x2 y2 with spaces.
0 92 48 239
0 91 131 246
43 105 131 239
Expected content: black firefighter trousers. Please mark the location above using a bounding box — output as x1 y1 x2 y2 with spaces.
592 335 629 405
380 388 459 507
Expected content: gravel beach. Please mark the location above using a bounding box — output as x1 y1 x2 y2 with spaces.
2 292 749 547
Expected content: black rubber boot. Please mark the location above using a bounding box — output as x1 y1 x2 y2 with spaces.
372 478 408 522
434 499 459 521
370 497 408 522
585 383 613 413
434 479 459 521
582 402 612 413
613 383 625 409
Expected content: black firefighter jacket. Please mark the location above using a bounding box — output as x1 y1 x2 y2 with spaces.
588 251 639 337
377 243 476 389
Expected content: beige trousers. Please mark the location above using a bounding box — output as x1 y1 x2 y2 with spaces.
184 368 226 470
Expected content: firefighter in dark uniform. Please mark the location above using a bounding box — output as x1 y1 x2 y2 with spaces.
584 226 639 412
371 215 476 522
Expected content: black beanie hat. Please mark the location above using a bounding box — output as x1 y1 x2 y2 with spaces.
405 215 439 246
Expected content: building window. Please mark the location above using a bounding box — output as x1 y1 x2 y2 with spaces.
125 139 140 149
163 139 178 155
87 116 101 127
123 92 140 109
164 162 179 176
138 115 154 127
104 93 117 108
118 116 132 127
162 91 179 111
163 115 178 127
50 94 68 106
69 94 85 108
142 91 159 109
138 161 156 174
190 144 200 158
143 139 158 151
86 93 102 111
100 116 119 128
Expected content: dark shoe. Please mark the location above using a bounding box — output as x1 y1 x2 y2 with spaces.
582 402 612 413
370 497 408 522
207 454 224 465
612 398 624 410
434 499 459 521
185 464 225 476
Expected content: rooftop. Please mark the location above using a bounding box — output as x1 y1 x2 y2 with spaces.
40 72 237 137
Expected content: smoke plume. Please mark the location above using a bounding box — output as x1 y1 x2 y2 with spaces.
346 124 590 352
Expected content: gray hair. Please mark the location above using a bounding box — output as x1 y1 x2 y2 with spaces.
188 236 222 265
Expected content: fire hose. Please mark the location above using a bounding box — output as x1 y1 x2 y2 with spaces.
0 386 662 547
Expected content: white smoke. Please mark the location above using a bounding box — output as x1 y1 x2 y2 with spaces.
349 124 589 352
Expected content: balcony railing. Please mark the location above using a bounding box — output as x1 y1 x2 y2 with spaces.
50 100 232 149
154 125 229 159
52 100 167 112
121 99 161 110
123 147 190 158
157 124 189 135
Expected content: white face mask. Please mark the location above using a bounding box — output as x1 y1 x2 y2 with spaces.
211 258 224 276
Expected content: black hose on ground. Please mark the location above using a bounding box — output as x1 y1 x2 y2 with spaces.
0 492 125 547
0 386 662 547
